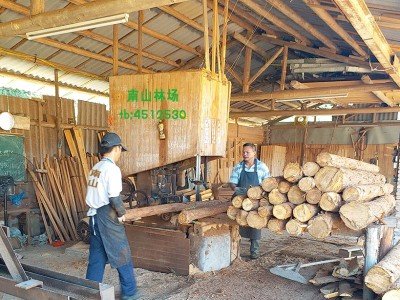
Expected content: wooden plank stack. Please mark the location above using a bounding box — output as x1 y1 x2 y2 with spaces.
226 152 395 240
28 128 97 243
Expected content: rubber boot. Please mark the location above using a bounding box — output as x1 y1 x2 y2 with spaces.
250 239 260 259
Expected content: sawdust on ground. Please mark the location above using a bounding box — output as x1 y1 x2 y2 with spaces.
3 231 348 300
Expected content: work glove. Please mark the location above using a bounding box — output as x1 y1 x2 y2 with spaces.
118 215 126 223
234 187 247 196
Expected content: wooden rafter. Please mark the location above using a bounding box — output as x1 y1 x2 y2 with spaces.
255 35 373 69
31 0 44 15
333 0 400 88
266 0 338 51
361 75 396 107
240 0 312 45
0 0 190 36
218 0 277 37
231 82 397 102
290 80 346 106
249 47 283 85
304 0 368 59
230 106 400 118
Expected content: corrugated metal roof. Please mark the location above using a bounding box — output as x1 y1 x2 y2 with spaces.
0 0 398 125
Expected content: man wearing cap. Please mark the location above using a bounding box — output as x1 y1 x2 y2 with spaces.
85 132 139 300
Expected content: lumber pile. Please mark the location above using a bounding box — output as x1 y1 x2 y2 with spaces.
29 129 98 243
29 155 88 243
226 152 395 241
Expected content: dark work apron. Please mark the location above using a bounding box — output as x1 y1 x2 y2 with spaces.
233 160 262 240
96 204 132 268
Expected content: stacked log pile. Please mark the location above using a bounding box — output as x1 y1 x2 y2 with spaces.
226 152 395 241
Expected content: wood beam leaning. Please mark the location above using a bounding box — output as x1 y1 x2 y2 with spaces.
249 47 283 85
333 0 400 88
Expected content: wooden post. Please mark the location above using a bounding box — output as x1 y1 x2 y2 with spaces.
54 69 62 158
363 224 386 300
220 0 229 76
203 0 210 71
138 10 144 74
280 45 288 90
113 24 119 76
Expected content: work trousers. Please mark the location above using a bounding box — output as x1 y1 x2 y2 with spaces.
250 239 260 256
86 215 137 297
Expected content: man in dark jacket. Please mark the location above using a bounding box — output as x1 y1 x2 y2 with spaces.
85 132 139 300
229 142 270 259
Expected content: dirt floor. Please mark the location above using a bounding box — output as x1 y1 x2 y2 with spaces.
1 230 360 300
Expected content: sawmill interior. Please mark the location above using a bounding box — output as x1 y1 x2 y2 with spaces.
0 0 400 299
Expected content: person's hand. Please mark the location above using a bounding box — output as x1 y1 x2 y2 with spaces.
118 215 126 223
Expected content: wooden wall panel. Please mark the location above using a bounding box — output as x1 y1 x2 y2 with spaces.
260 145 286 177
109 70 230 176
125 224 190 276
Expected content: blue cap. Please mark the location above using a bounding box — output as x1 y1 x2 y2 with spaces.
100 132 127 151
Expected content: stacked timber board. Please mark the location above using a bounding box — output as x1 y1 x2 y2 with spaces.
227 152 395 239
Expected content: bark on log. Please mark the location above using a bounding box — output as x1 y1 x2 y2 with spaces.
306 187 322 205
259 197 270 207
293 203 319 222
286 218 307 236
125 200 230 220
339 195 396 230
342 183 394 202
178 201 231 224
273 202 295 220
235 209 249 226
267 218 288 233
320 192 342 212
316 152 380 173
242 198 260 211
262 177 282 192
383 278 400 300
247 211 268 229
302 161 320 177
283 162 303 183
268 188 288 205
365 241 400 294
288 185 306 205
258 205 273 218
278 180 292 194
227 205 240 220
232 195 246 208
298 177 316 192
247 186 264 199
307 213 343 239
314 166 386 193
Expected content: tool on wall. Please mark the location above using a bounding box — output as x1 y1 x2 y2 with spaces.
0 175 14 227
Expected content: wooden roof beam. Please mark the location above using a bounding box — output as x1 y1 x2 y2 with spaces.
266 0 338 51
255 35 373 69
216 0 277 37
304 0 368 59
290 80 347 106
231 82 397 102
239 0 312 46
361 75 397 106
333 0 400 88
232 32 274 61
0 0 190 37
230 106 400 119
31 0 44 15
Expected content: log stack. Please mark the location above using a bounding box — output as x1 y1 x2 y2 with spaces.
226 152 395 241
